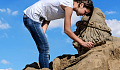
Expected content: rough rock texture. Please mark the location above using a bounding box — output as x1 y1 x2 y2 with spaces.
23 62 50 70
50 37 120 70
73 7 113 55
23 8 120 70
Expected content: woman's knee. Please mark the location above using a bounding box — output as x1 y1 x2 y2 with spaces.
38 43 50 53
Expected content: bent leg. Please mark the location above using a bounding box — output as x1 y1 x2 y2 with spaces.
23 16 49 68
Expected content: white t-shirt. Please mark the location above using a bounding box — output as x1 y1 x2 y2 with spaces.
24 0 73 23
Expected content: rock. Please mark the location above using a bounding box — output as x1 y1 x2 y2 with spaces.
50 39 120 70
23 62 50 70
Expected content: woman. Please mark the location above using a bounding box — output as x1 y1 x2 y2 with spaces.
23 0 94 68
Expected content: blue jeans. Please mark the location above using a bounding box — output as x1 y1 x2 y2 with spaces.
23 14 49 68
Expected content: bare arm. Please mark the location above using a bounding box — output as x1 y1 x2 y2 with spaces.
64 7 84 45
42 20 50 33
63 6 94 49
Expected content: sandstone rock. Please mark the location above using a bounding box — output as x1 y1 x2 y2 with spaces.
50 40 120 70
23 62 50 70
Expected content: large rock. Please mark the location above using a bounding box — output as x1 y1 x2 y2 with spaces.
23 8 120 70
50 38 120 70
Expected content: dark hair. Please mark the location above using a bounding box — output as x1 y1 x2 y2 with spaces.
74 0 94 16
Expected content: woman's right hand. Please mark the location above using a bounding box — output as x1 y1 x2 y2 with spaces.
81 42 94 49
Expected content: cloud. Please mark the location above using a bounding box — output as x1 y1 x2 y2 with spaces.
0 68 13 70
106 19 120 37
48 18 64 29
0 59 10 64
0 8 18 16
0 33 8 38
12 11 18 16
105 11 116 14
66 38 72 43
48 11 80 30
0 20 10 30
7 8 11 14
0 9 6 12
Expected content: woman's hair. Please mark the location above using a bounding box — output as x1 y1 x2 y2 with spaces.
74 0 94 16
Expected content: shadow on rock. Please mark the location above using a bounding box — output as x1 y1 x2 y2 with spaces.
23 62 40 70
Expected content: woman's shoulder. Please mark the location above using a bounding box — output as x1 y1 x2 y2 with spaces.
59 0 73 8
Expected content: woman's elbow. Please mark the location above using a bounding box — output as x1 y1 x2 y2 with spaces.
64 29 70 34
64 30 67 34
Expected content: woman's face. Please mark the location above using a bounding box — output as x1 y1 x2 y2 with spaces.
76 3 90 16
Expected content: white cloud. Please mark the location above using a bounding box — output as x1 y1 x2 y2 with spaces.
0 59 10 64
48 11 80 30
106 19 120 37
0 9 6 12
105 11 116 14
71 12 81 25
48 18 64 29
0 68 13 70
7 8 11 14
0 20 10 30
0 8 18 16
12 11 18 15
66 38 72 43
0 33 8 38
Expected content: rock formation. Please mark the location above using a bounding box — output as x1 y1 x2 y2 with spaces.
73 7 112 55
23 8 120 70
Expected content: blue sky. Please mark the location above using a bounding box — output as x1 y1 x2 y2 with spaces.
0 0 120 70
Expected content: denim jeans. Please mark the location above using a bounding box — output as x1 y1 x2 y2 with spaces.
23 14 49 68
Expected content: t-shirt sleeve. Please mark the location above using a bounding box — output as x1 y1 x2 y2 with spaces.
60 0 73 8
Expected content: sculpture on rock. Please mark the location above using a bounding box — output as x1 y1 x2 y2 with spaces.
50 8 120 70
73 7 113 55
